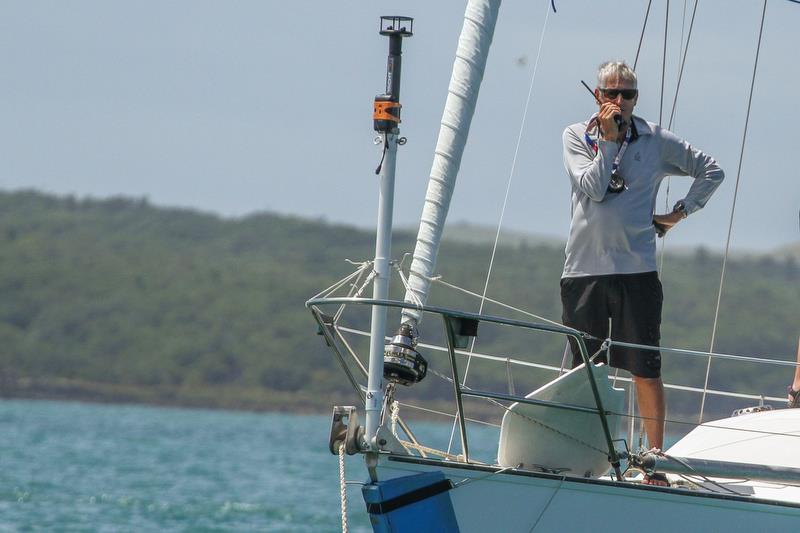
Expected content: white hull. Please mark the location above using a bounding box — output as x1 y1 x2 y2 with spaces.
376 455 800 532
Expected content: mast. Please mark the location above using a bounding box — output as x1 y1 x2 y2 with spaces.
364 16 413 447
399 0 501 333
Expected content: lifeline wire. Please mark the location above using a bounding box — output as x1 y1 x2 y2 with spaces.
699 0 768 424
446 0 553 456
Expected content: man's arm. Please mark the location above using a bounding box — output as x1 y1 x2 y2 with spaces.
660 130 725 214
653 130 725 236
652 205 686 237
562 126 619 202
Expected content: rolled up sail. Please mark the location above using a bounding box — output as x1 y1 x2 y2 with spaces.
401 0 501 328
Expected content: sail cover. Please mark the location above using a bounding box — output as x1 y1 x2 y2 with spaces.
401 0 501 327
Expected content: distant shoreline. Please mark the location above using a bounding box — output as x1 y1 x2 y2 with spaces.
0 376 345 415
0 376 742 424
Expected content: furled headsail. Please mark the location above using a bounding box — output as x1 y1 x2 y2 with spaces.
400 0 501 330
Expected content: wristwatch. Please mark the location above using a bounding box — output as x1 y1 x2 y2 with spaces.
672 200 688 219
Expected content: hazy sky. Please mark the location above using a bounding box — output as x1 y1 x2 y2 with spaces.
1 1 798 252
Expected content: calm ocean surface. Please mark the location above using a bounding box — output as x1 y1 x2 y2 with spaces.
0 399 500 532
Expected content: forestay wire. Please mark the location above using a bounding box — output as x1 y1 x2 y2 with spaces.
633 0 654 71
654 0 670 277
659 0 669 126
666 0 699 132
446 0 554 456
658 0 700 275
699 0 768 423
642 0 672 449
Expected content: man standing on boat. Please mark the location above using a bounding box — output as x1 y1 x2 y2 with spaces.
560 61 724 474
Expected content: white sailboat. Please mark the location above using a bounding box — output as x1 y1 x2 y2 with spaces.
308 2 800 531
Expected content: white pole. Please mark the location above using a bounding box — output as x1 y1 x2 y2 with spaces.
365 133 397 446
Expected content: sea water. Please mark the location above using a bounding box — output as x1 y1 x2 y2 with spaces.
0 399 500 532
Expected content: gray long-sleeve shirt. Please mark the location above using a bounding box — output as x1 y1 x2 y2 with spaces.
562 115 724 278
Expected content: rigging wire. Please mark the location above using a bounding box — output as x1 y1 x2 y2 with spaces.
628 0 657 450
633 0 654 71
699 0 769 424
677 0 688 77
658 0 700 275
638 0 673 448
528 476 565 532
660 0 687 257
666 0 699 132
428 275 563 327
446 0 553 455
659 0 669 126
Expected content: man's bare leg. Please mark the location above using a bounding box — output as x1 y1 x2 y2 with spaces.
635 376 665 450
792 337 800 392
789 338 800 407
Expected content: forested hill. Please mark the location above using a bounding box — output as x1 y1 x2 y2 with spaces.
0 190 797 414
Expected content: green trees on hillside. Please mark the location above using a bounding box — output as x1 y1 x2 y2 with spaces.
0 190 796 414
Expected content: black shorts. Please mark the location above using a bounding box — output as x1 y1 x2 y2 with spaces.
560 271 663 378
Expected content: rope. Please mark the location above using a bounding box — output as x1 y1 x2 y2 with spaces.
397 439 464 461
311 261 371 300
633 0 653 70
390 400 400 436
700 0 768 424
448 1 554 456
334 265 374 323
338 443 348 533
394 263 424 308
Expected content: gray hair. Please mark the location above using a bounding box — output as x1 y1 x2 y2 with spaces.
597 61 637 88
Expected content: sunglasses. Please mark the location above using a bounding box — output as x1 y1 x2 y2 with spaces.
599 88 638 100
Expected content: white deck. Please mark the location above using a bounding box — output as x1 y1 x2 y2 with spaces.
666 408 800 503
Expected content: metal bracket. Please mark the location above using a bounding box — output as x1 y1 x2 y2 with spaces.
444 315 479 349
329 406 365 455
